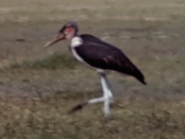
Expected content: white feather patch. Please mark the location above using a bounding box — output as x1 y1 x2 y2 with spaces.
71 48 86 64
70 36 110 74
70 36 83 48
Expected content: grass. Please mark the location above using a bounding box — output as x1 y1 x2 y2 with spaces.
0 96 185 139
0 0 185 138
9 53 77 70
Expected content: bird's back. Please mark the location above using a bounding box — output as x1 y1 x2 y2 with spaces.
76 34 146 84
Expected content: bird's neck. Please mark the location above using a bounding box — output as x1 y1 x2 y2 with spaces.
67 32 78 41
70 35 83 48
68 32 79 41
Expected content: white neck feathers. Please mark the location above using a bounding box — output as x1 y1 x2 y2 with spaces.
70 36 83 48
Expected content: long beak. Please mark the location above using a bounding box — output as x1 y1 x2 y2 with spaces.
44 33 65 48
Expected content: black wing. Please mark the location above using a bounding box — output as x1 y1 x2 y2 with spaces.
75 34 146 84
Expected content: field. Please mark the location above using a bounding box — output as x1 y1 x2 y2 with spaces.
0 0 185 138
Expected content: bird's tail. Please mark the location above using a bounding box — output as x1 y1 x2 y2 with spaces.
134 69 147 85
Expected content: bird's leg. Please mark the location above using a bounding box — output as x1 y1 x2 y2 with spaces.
70 96 107 113
102 75 113 102
70 95 109 113
70 74 113 117
100 74 113 117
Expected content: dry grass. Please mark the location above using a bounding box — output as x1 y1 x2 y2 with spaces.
0 0 185 138
0 96 185 139
0 0 185 22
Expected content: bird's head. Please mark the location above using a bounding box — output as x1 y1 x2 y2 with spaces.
45 21 78 48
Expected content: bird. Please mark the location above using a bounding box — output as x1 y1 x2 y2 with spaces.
44 21 146 118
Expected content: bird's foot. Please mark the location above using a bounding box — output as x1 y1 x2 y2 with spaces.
69 102 88 113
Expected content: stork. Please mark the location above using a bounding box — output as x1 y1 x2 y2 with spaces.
45 21 146 117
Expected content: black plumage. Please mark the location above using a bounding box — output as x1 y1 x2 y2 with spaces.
44 21 147 116
75 34 146 85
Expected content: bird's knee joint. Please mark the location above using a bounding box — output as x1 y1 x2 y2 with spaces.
104 96 112 100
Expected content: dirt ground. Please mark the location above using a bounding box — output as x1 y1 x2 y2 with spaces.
0 0 185 138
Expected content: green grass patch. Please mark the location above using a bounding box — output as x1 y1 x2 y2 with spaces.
10 53 77 70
